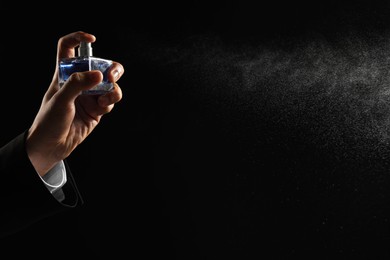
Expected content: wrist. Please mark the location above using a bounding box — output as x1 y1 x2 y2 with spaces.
25 129 59 177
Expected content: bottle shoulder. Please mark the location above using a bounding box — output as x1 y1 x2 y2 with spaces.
60 56 112 64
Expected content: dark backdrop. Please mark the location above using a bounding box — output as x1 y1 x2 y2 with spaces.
1 1 390 259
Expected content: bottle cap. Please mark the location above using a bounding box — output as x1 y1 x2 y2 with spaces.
78 42 93 57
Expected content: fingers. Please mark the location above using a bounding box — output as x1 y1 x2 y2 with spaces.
58 71 103 103
57 31 96 61
97 62 124 108
107 62 125 83
57 70 123 116
98 83 123 108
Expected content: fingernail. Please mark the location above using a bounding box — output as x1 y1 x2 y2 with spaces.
113 69 121 80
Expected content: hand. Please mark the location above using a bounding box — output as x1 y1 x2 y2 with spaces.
26 31 124 176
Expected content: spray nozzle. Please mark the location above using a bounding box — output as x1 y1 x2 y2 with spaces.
78 42 93 57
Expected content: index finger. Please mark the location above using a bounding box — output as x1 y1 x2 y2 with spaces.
57 31 96 61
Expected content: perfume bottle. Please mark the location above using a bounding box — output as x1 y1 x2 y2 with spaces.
58 41 113 95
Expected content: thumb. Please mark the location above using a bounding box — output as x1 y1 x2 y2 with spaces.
58 70 103 101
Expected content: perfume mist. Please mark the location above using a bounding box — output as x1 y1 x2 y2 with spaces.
58 41 114 95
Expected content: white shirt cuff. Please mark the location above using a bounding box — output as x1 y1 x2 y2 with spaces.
39 161 67 201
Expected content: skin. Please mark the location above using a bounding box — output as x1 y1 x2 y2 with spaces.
26 31 125 177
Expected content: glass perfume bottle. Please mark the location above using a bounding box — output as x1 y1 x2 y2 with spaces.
58 41 113 95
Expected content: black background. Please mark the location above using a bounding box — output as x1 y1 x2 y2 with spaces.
1 1 390 259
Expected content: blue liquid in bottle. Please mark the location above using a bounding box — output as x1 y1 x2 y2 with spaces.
58 42 113 95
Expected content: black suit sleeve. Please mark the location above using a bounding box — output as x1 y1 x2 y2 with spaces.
0 130 83 238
